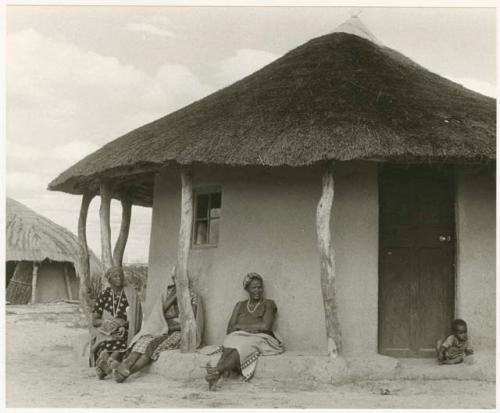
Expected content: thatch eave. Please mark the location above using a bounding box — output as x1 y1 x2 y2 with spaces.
48 154 495 207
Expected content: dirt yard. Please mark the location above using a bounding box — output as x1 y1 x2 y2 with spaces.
5 303 496 409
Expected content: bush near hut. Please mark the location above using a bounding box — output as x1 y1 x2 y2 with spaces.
123 264 148 302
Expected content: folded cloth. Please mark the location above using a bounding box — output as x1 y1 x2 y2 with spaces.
223 331 284 381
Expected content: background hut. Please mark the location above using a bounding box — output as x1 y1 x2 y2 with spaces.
48 17 495 358
6 198 102 304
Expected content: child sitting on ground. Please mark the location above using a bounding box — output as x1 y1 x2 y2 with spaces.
437 319 473 365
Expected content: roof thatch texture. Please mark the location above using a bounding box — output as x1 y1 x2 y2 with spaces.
6 198 102 278
49 31 496 197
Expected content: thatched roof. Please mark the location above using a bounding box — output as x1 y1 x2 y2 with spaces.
48 27 496 202
6 198 102 278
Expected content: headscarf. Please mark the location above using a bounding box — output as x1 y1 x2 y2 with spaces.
104 266 124 280
243 272 263 290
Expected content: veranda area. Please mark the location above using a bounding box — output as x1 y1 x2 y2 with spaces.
5 302 495 409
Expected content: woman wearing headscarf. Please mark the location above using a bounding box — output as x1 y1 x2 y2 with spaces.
90 266 142 380
111 275 204 383
205 272 284 390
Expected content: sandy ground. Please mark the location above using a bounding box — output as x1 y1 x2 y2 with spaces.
5 303 496 409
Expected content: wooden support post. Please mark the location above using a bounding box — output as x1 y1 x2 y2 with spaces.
176 168 198 352
99 181 113 270
316 161 342 357
113 198 132 267
31 262 39 304
78 192 94 315
63 262 74 301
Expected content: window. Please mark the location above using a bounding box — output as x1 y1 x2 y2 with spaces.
192 191 221 247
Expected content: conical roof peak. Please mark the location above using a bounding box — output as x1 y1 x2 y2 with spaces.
333 15 382 46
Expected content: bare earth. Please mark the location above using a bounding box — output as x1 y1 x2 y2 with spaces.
5 303 495 409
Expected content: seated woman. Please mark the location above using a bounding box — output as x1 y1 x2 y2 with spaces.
90 266 142 380
205 272 284 391
112 275 203 383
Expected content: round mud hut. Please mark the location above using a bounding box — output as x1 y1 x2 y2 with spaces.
48 17 495 359
6 198 102 304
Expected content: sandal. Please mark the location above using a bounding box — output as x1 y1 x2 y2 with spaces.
204 363 221 391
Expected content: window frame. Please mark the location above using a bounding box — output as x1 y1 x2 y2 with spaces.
191 186 222 249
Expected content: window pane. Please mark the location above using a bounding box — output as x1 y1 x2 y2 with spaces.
210 208 221 218
209 218 219 245
211 192 222 209
194 220 208 245
196 194 209 219
209 192 221 218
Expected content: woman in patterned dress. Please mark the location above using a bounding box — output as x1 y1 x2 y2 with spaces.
111 276 204 383
90 266 142 380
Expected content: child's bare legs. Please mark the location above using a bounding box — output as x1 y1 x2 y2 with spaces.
436 343 464 365
440 356 464 365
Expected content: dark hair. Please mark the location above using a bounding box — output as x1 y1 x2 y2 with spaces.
451 319 467 332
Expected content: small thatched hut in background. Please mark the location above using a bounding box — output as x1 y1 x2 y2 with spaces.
6 198 102 304
49 17 495 359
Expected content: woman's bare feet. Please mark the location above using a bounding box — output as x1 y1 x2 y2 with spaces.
205 363 221 391
96 352 112 379
113 361 131 383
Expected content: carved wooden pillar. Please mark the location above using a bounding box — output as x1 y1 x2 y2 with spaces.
316 161 342 357
99 181 113 270
113 198 132 267
176 168 198 352
78 192 94 312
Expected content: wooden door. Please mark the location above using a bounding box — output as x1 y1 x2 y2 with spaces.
378 165 455 358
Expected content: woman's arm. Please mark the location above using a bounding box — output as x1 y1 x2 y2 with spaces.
226 302 243 334
162 291 177 313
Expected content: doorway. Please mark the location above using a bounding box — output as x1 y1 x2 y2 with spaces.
378 165 455 358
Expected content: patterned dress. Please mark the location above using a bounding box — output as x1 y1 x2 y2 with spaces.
130 287 198 361
93 287 129 355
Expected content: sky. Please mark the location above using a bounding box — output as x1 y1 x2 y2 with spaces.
5 4 496 263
